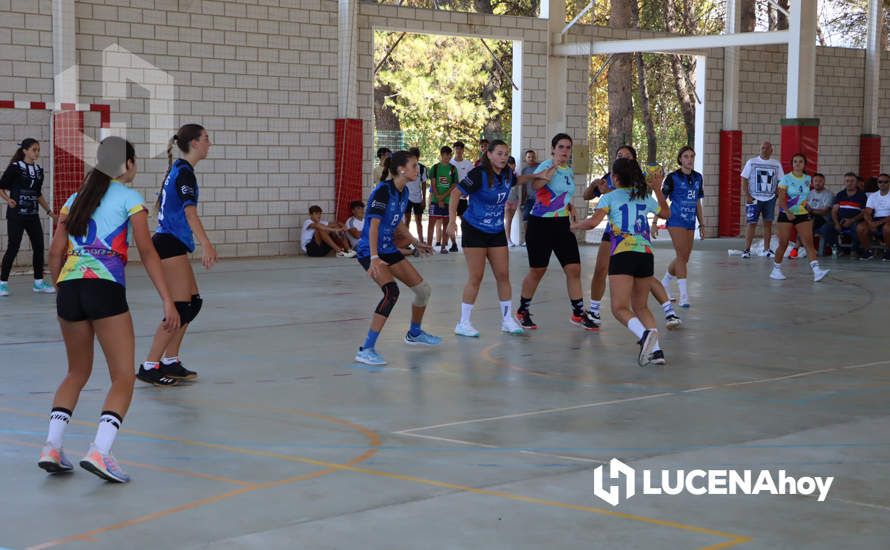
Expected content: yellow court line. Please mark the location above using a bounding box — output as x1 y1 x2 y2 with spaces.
2 406 750 548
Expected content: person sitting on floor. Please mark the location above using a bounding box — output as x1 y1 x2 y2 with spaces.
300 205 356 258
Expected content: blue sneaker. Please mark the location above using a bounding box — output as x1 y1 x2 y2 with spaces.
355 347 387 365
0 281 7 296
38 442 74 474
33 280 55 294
404 330 441 346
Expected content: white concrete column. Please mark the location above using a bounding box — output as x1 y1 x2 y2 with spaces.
511 40 524 159
863 0 881 134
338 0 359 119
52 0 77 104
545 0 567 138
722 0 740 130
786 0 817 118
695 55 707 174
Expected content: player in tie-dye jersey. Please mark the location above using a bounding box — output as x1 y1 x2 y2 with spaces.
40 137 179 483
582 145 682 330
770 153 830 282
573 157 671 367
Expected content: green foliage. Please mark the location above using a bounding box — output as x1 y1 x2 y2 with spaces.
375 31 512 165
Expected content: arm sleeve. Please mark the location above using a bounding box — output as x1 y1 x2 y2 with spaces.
777 175 788 191
697 175 705 199
595 191 612 213
775 163 785 181
740 160 751 179
60 193 76 216
124 189 148 217
661 173 674 197
0 164 17 190
647 196 659 215
175 170 198 207
367 186 390 219
457 171 482 196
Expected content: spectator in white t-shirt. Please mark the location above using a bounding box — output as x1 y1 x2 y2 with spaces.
856 173 890 260
300 205 355 258
805 173 834 255
344 200 365 249
740 141 784 258
447 140 473 252
404 147 428 242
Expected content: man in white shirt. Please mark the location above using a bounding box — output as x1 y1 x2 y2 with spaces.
856 174 890 260
740 141 784 258
404 147 428 242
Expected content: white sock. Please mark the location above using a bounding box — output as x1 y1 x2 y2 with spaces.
161 356 180 366
661 301 675 316
773 262 782 270
677 279 688 298
627 317 646 339
144 361 160 370
499 300 512 321
46 408 71 448
588 300 601 314
460 303 473 324
94 412 122 455
653 340 661 352
809 260 819 270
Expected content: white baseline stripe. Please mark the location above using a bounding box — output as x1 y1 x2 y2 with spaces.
835 498 890 513
395 392 675 434
394 431 606 464
398 360 890 434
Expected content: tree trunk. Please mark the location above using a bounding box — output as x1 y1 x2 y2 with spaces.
607 0 634 162
475 0 493 14
636 53 657 164
740 0 756 32
664 0 696 146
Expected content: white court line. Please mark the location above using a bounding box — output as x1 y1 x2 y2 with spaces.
394 431 606 464
394 393 675 434
397 360 890 434
835 498 890 513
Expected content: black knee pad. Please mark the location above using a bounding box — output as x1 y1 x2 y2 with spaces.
174 301 195 324
190 294 203 319
374 282 399 317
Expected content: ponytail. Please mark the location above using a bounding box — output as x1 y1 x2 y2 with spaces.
9 138 39 164
611 157 649 200
156 123 205 209
66 137 135 237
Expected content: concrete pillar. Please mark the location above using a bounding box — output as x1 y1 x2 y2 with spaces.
860 0 882 179
511 41 523 160
338 0 359 119
785 0 817 118
52 0 77 104
722 0 740 131
544 0 567 139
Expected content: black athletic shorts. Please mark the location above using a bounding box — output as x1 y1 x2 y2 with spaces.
152 232 190 259
57 279 129 322
608 251 654 278
461 220 508 248
405 201 424 216
457 198 468 217
357 252 405 271
777 212 812 225
525 216 581 268
601 230 612 243
305 240 332 257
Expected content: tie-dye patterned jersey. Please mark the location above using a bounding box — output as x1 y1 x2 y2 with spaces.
530 159 574 218
778 173 811 216
57 182 147 287
596 187 661 255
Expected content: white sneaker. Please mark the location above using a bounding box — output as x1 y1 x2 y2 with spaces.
500 316 524 335
454 321 480 337
343 250 356 258
769 267 786 280
813 267 830 282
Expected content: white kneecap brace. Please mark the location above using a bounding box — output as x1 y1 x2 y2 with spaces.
410 281 431 307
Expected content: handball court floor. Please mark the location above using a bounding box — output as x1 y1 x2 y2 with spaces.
1 238 889 549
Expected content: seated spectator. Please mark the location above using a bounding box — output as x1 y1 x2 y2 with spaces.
344 200 364 249
821 172 868 256
805 173 833 255
300 205 355 258
856 174 890 261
